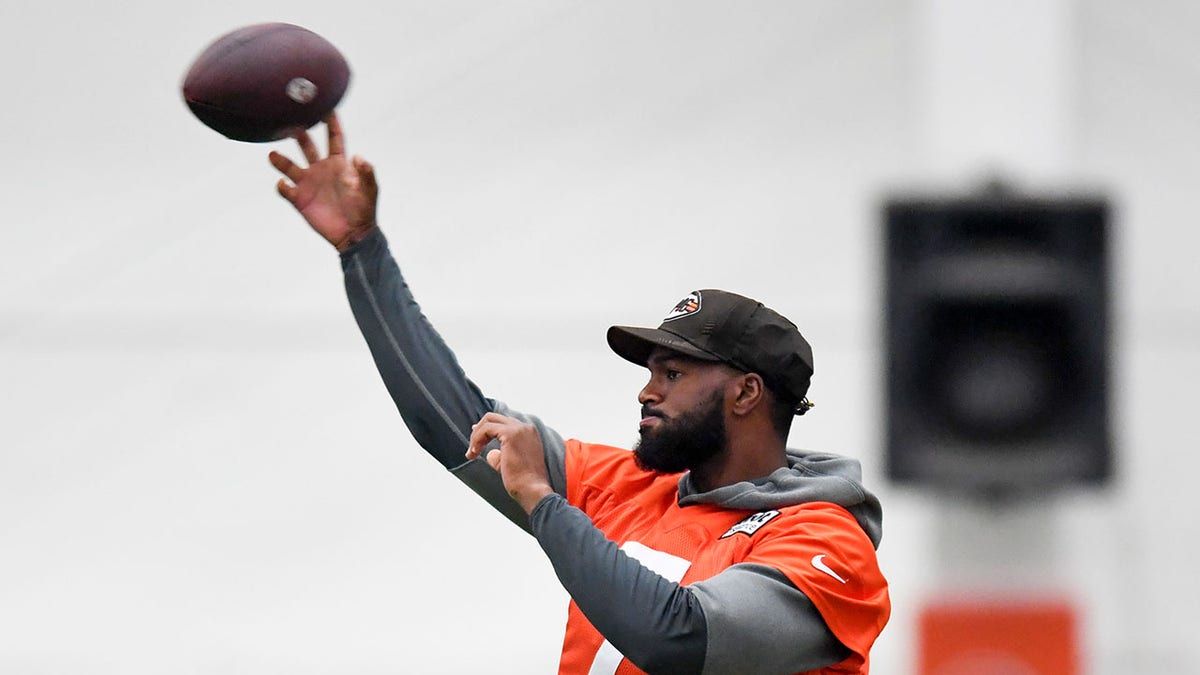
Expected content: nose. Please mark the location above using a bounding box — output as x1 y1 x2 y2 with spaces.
638 378 661 406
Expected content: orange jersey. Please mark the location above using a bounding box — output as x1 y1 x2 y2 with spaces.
558 440 890 675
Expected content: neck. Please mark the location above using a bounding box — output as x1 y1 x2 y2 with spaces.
689 434 788 493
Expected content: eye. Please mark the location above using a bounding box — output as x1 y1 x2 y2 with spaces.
665 369 682 381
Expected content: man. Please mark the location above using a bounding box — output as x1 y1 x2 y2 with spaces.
268 114 890 674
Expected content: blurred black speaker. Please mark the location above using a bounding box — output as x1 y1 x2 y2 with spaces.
883 192 1111 497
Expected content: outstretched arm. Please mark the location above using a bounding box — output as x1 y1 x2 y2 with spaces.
270 115 567 530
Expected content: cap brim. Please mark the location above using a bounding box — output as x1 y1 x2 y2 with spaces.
606 325 723 367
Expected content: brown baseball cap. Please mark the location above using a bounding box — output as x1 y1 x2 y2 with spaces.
607 289 815 413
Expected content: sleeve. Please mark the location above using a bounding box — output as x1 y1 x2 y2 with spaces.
739 506 891 668
339 228 568 530
688 565 852 674
530 495 851 675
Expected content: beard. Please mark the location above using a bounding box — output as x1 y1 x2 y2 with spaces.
634 390 728 474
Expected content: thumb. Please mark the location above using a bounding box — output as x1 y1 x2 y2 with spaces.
354 156 377 196
486 448 502 472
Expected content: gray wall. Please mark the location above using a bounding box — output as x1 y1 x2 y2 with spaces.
2 1 1197 672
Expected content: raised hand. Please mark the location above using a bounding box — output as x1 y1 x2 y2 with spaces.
269 112 378 252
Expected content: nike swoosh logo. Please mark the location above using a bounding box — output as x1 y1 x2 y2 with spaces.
812 554 848 584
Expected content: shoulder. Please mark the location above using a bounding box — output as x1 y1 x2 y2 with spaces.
749 503 882 580
745 502 891 658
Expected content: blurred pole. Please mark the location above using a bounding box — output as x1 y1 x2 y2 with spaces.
916 0 1077 580
912 0 1082 673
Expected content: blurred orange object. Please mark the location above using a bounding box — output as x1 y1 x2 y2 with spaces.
918 599 1078 675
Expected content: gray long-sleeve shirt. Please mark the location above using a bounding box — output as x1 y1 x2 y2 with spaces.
339 227 885 674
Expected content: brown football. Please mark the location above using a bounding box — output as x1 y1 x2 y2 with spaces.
182 23 350 143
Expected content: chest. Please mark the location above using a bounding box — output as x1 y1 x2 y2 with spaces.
588 494 785 584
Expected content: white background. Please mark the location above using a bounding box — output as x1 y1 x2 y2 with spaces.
2 1 1198 673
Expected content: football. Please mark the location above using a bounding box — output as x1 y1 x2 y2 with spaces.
182 23 351 143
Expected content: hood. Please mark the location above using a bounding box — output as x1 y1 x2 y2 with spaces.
676 449 884 548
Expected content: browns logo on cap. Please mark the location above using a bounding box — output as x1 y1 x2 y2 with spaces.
663 292 701 322
607 289 816 413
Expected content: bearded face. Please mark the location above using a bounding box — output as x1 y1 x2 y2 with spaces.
634 388 728 474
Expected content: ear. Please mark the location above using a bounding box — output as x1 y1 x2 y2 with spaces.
729 372 767 417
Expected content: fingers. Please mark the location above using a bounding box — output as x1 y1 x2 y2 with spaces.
326 112 345 156
268 151 304 182
465 412 514 460
276 178 297 204
294 129 321 164
465 419 496 460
